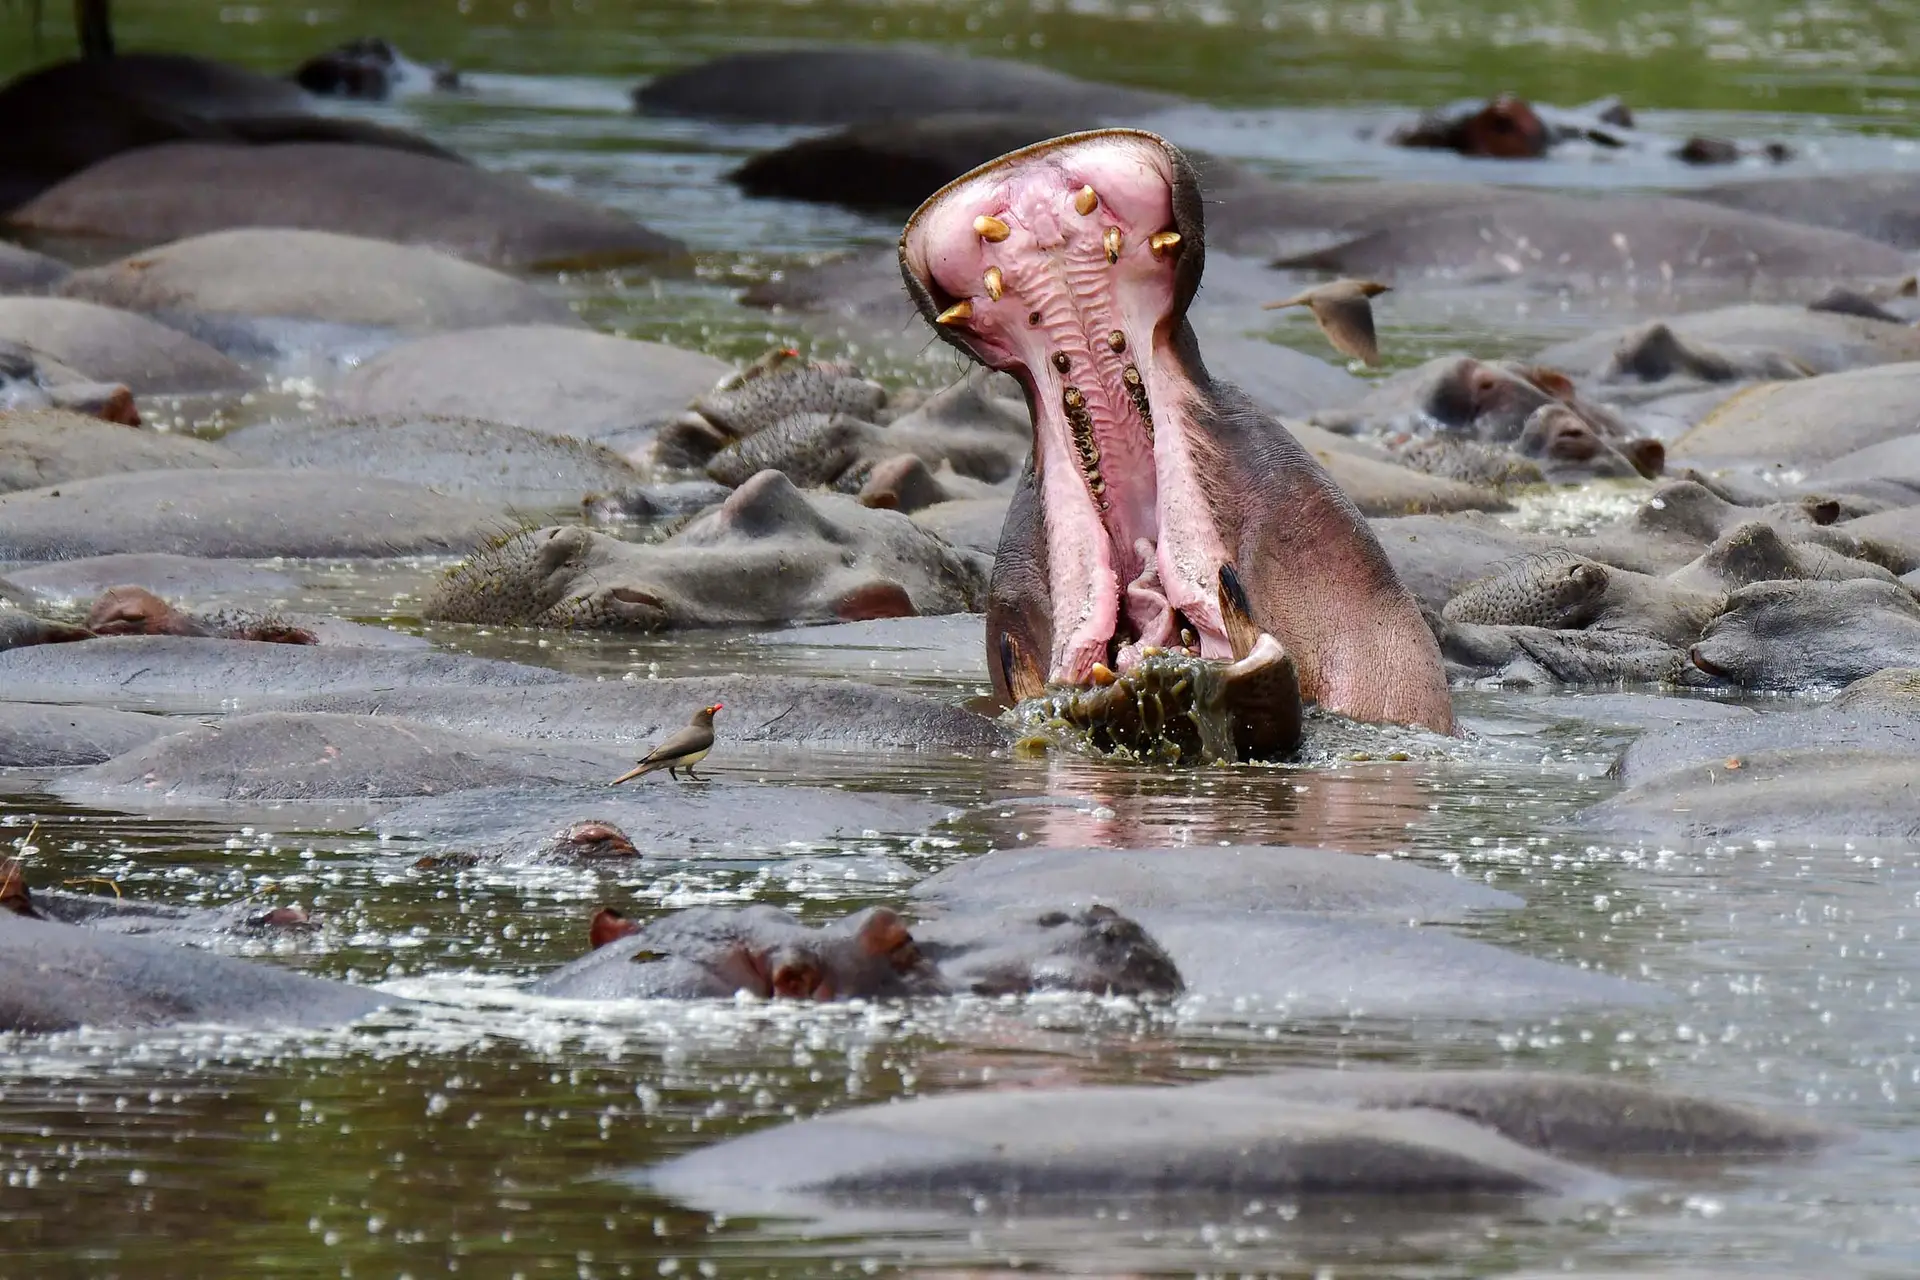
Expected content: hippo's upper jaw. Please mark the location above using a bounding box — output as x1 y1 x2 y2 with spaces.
900 129 1454 733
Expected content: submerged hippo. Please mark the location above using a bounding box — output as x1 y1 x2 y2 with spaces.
536 905 943 1001
293 37 461 99
2 857 311 936
0 857 387 1034
534 902 1183 1001
897 129 1452 733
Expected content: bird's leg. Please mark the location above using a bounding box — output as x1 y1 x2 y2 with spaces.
76 0 114 59
668 766 681 781
685 765 705 782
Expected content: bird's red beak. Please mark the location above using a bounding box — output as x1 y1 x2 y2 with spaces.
708 703 724 714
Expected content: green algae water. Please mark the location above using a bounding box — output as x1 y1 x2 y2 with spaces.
6 2 1920 1275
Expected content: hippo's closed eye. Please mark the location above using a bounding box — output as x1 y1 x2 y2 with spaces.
627 949 668 965
1036 910 1071 928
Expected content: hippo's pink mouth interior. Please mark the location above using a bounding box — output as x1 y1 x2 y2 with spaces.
901 131 1233 684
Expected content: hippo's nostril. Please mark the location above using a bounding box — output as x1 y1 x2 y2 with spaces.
1689 644 1729 678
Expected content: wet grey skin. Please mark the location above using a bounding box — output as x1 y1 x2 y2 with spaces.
1688 578 1920 690
0 887 393 1035
898 128 1453 735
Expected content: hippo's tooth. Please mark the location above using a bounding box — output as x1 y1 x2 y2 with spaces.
1074 185 1098 215
936 301 974 326
973 214 1011 242
999 632 1049 702
1122 364 1153 441
1217 563 1261 662
1089 662 1116 685
984 266 1005 301
1149 231 1182 258
1107 330 1126 353
1103 227 1123 264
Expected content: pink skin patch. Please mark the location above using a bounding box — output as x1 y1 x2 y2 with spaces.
902 132 1232 685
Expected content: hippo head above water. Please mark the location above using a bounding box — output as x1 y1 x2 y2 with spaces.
898 128 1454 734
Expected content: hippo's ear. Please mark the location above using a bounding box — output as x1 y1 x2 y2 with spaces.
1522 366 1577 402
834 581 917 621
1623 437 1666 479
0 858 37 918
854 907 924 971
590 907 642 951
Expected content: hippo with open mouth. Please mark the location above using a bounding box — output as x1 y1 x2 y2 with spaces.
898 129 1454 735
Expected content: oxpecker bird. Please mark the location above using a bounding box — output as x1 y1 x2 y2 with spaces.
1263 278 1392 366
610 703 722 784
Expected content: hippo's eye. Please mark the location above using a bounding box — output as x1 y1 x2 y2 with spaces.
627 949 668 965
1036 910 1070 928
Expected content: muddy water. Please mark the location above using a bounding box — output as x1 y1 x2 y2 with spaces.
6 2 1920 1275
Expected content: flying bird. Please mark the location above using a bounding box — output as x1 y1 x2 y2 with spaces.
1263 279 1392 366
610 703 722 784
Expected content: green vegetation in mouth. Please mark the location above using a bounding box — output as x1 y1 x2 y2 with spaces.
1011 650 1266 765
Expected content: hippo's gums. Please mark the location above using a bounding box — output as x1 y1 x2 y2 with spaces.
897 129 1454 734
533 902 1184 1001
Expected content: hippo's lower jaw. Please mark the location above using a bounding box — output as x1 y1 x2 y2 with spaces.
900 129 1455 734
